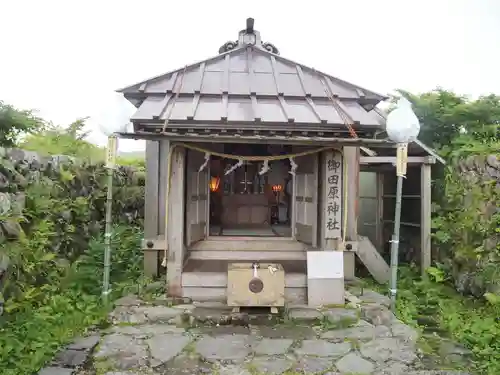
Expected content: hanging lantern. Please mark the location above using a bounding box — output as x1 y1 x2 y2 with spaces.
209 176 221 192
272 184 283 193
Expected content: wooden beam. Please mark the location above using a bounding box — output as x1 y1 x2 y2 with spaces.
166 146 186 297
420 163 432 276
117 131 396 147
144 140 160 277
360 156 436 164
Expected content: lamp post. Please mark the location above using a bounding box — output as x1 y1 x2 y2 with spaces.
385 97 421 312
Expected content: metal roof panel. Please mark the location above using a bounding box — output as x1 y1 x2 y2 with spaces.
121 20 389 131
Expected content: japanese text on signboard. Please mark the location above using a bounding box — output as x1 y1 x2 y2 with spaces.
325 151 342 238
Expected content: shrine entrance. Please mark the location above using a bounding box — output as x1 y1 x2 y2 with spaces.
209 144 293 237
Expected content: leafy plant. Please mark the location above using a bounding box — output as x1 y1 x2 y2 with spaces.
0 101 44 147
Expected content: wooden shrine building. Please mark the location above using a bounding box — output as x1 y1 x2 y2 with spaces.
117 19 443 305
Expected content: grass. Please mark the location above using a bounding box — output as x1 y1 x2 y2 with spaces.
365 267 500 375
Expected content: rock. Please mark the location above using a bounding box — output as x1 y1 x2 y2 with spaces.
251 357 293 374
1 219 23 238
322 321 391 341
253 338 293 355
322 307 359 325
293 356 336 373
0 193 11 214
160 355 213 375
360 337 417 364
53 349 88 368
94 334 148 369
38 367 75 375
294 340 351 358
218 364 252 375
336 352 375 374
257 325 316 339
67 335 100 351
146 333 191 367
140 305 185 323
109 306 148 324
362 305 396 326
374 361 409 374
114 295 143 307
110 324 185 337
406 371 472 375
288 306 323 321
195 334 253 362
360 290 391 307
391 320 419 342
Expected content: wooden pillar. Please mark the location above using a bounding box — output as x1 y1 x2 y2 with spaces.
343 146 360 280
166 145 186 297
158 140 170 236
143 140 160 277
420 163 432 276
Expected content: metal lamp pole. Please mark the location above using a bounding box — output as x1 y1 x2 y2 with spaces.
389 143 407 312
385 97 421 313
102 134 118 305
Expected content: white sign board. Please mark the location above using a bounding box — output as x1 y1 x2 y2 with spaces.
324 150 343 239
106 136 118 169
307 251 344 279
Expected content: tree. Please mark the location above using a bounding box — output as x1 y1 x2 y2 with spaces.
0 101 44 147
394 89 500 154
20 118 105 162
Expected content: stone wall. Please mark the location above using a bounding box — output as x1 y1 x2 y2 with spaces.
0 147 145 295
447 154 499 296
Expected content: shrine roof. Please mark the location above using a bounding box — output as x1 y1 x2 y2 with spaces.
118 18 388 133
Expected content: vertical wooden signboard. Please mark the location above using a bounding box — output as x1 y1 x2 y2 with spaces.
324 150 343 241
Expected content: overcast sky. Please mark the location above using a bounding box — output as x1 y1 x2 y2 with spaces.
1 0 499 151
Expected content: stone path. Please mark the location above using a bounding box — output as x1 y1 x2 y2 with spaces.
39 290 472 375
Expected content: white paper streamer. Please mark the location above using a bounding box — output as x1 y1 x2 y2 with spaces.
288 157 298 176
198 152 210 172
224 159 243 175
259 160 270 175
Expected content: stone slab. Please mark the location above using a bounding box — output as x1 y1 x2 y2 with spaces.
195 334 253 362
38 368 75 375
336 352 375 374
294 340 352 358
253 338 293 355
147 333 191 367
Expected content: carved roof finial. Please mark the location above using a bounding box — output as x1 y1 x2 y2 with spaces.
217 18 279 55
246 18 254 34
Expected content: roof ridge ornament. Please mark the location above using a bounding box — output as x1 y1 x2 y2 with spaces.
217 18 280 55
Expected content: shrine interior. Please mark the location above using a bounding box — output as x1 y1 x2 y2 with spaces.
208 143 293 237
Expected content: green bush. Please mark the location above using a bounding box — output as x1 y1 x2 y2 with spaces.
0 151 146 374
392 267 500 375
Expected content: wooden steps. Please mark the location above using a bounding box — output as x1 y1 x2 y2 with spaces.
189 250 306 261
181 259 307 304
189 238 311 252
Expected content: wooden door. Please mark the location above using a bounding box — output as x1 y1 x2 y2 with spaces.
185 150 208 246
221 162 269 227
294 153 318 246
